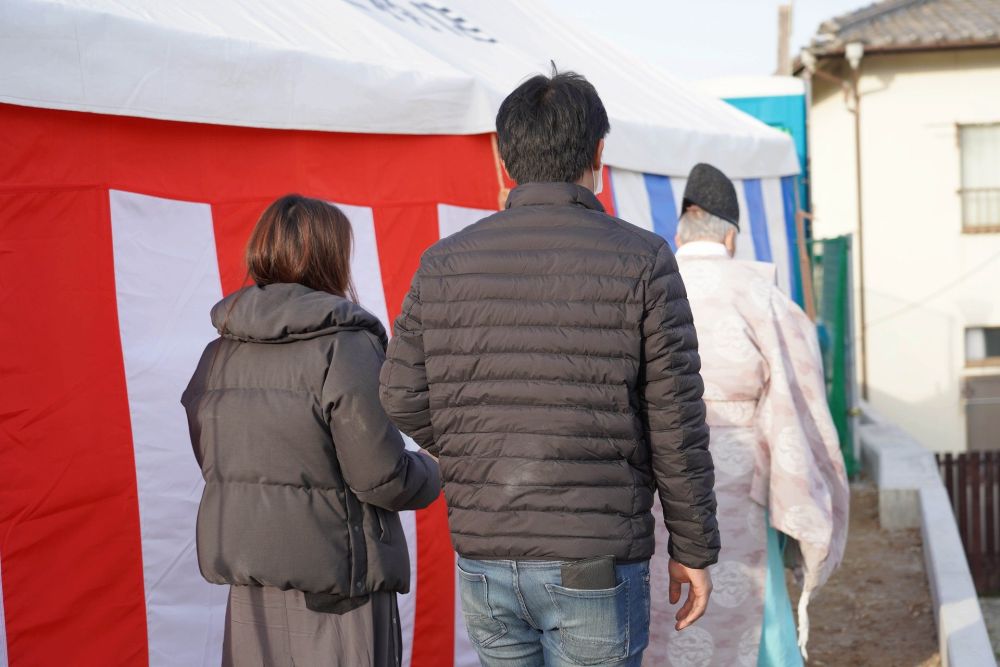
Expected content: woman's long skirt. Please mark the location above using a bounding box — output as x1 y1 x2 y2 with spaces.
222 586 401 667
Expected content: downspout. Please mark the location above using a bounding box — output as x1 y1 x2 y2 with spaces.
802 44 869 399
847 42 868 400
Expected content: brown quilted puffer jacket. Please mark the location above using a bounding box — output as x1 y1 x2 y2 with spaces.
183 284 440 597
379 182 719 568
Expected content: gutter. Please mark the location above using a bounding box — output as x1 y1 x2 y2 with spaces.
793 40 1000 75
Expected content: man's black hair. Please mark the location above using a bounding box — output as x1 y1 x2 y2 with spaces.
495 71 610 184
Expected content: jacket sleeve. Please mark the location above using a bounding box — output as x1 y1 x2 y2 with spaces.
640 243 720 569
754 287 849 594
379 271 438 455
180 339 219 470
324 329 440 511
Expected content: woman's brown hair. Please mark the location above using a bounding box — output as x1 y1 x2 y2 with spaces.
245 194 358 300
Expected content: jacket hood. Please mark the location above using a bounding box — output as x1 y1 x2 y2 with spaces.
211 283 386 345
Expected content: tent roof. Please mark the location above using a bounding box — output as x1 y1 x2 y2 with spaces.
2 0 800 178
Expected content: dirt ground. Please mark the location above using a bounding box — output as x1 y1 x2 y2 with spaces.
980 597 1000 660
787 481 941 667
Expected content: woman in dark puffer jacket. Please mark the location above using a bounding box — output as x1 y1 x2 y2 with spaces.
182 195 440 667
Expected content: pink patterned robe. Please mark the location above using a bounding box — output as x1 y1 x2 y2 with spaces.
644 244 849 667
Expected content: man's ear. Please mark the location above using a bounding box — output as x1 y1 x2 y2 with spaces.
674 233 683 249
593 138 605 169
725 227 738 256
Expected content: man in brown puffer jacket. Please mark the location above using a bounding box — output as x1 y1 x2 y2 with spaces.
380 71 719 667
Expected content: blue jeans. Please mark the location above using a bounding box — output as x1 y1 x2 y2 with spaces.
456 557 650 667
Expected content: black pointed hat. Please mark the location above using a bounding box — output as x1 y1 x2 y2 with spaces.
680 163 739 230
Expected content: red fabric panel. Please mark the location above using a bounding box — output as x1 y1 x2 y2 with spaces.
0 103 498 664
0 187 148 665
412 497 455 667
0 104 498 212
373 203 456 667
211 200 267 297
374 203 442 321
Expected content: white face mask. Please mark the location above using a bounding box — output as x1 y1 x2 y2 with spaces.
593 164 604 195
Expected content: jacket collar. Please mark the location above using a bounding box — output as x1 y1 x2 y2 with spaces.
211 283 387 345
505 182 605 213
675 241 731 259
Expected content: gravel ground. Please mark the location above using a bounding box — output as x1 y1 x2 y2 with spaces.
787 481 940 667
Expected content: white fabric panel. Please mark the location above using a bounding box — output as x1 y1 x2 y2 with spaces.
609 169 653 231
669 177 688 228
337 203 390 331
1 0 799 178
438 203 496 239
731 179 757 263
761 177 792 294
398 505 418 667
0 556 7 667
398 432 420 667
109 190 227 667
336 202 423 666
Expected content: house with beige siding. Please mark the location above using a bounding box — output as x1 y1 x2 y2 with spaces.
798 0 1000 451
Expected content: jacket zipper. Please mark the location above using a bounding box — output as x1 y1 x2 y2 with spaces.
376 508 392 544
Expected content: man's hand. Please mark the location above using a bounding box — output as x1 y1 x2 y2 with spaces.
668 558 712 631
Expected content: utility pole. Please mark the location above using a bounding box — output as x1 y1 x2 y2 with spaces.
776 3 793 75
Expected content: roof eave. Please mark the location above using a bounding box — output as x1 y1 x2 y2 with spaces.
793 39 1000 74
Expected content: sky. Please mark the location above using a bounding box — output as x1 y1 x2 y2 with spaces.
543 0 874 81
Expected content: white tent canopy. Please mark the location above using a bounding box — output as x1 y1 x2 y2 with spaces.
2 0 799 178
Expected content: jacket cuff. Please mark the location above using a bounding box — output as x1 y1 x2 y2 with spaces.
409 451 442 509
667 536 719 570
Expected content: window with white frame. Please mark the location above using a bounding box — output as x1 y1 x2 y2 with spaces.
959 123 1000 232
966 326 1000 366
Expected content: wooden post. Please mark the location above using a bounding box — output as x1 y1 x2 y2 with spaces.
776 4 793 76
796 210 817 321
985 452 997 592
944 452 955 509
968 453 983 590
958 456 969 553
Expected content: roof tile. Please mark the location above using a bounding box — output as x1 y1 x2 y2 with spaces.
809 0 1000 55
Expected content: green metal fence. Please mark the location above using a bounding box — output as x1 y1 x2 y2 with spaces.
810 236 859 477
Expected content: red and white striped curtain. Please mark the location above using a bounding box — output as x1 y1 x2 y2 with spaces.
0 103 626 666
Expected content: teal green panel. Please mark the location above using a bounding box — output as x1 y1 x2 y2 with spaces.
759 519 803 667
723 94 808 211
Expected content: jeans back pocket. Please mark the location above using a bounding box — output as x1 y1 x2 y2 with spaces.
457 564 507 648
545 580 630 665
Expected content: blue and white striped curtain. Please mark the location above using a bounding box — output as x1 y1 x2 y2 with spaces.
610 168 803 305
